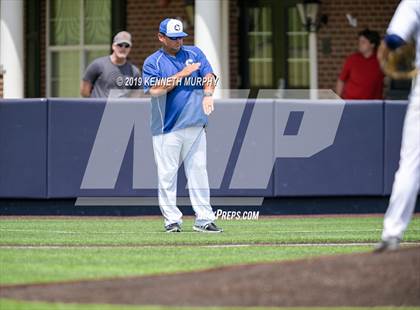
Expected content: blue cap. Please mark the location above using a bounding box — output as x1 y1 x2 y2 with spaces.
159 18 188 38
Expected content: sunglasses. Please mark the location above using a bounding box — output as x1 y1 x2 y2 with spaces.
117 43 131 48
160 33 183 41
168 36 183 41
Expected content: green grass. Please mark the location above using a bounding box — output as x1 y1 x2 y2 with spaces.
0 216 419 310
1 217 419 246
1 299 419 310
0 245 372 284
0 216 419 284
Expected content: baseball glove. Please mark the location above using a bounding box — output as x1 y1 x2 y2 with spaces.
378 41 418 80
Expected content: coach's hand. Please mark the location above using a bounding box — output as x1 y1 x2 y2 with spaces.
179 63 201 78
202 95 214 115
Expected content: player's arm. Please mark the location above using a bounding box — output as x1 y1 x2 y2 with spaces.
194 47 217 115
149 63 201 97
80 80 93 97
203 73 217 93
386 0 417 48
378 0 415 57
202 73 217 115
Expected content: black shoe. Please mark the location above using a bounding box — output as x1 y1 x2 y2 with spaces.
193 222 223 233
165 223 181 233
374 237 401 253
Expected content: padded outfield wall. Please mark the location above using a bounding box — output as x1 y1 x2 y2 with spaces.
0 98 413 200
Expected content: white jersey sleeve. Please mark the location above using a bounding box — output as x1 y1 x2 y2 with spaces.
387 0 420 41
387 0 420 68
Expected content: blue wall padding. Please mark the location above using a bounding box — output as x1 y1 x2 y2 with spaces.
383 101 408 194
0 99 48 197
0 99 410 198
274 101 384 196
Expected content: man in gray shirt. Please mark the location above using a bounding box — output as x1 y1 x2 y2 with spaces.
80 31 140 98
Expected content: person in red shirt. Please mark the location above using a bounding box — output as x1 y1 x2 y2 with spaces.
336 29 385 99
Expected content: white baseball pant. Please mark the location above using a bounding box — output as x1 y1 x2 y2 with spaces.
152 126 216 227
382 75 420 240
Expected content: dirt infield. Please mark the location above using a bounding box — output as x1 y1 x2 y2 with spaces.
1 247 419 307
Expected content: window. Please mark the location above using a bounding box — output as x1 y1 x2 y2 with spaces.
248 6 273 88
47 0 111 97
240 0 310 91
286 7 309 88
